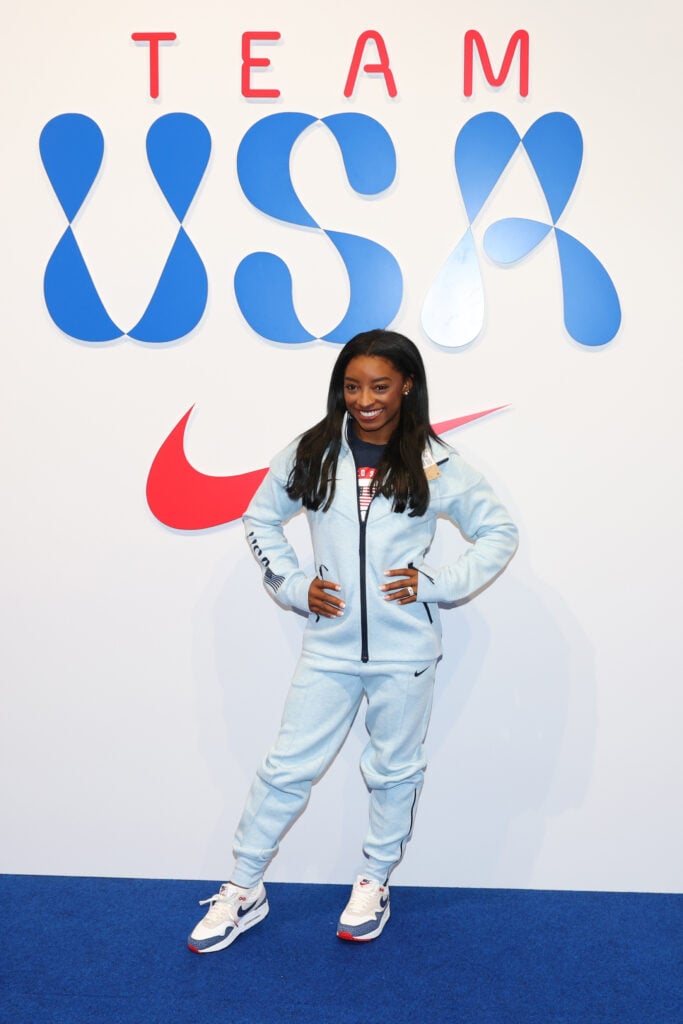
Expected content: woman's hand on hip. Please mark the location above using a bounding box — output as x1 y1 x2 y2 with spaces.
381 567 419 604
308 578 345 618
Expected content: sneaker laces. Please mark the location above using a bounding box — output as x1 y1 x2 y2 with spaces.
197 884 240 925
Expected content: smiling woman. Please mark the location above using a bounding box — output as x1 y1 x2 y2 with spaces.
187 328 518 952
287 330 441 518
343 355 412 444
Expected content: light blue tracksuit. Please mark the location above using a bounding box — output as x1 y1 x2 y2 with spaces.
231 421 518 886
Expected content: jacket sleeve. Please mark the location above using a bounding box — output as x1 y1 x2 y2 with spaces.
414 452 518 604
242 444 313 613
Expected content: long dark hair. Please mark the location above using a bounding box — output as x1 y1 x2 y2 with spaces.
286 329 443 516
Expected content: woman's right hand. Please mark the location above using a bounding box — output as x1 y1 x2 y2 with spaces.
308 578 345 618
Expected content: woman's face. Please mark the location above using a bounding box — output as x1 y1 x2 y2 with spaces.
343 355 412 444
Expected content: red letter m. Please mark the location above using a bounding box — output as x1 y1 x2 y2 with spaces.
464 30 529 97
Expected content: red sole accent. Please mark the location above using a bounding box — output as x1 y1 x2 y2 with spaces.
337 931 366 942
187 944 202 953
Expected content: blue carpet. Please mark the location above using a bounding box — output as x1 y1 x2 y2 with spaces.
0 875 680 1023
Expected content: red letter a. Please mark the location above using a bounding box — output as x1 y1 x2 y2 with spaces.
344 30 397 98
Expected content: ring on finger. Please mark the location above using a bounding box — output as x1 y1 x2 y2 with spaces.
406 586 415 597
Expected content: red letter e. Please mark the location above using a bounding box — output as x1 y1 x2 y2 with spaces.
242 31 281 98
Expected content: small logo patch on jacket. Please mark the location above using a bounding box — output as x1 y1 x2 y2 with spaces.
264 568 285 593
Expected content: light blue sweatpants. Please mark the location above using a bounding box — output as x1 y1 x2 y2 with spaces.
231 651 437 887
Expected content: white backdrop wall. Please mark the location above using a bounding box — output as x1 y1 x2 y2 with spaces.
2 0 681 892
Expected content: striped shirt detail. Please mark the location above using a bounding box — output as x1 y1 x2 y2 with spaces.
357 466 377 521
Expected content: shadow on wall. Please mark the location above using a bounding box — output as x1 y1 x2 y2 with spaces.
408 554 597 888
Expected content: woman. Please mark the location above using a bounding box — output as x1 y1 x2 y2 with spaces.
188 329 518 951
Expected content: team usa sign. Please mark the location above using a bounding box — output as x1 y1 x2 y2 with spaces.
39 28 620 352
37 28 621 528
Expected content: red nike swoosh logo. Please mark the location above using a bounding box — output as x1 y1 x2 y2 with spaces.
146 404 508 530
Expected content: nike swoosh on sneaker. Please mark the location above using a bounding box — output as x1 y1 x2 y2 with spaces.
414 666 429 677
147 405 507 530
236 899 259 919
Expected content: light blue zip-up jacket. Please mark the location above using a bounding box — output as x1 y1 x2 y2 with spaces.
244 421 518 664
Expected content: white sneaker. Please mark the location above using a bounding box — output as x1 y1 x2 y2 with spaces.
187 880 269 953
337 876 391 942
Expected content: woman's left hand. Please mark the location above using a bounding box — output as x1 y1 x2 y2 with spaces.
381 567 419 604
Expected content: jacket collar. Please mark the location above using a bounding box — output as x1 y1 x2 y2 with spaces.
340 414 354 458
